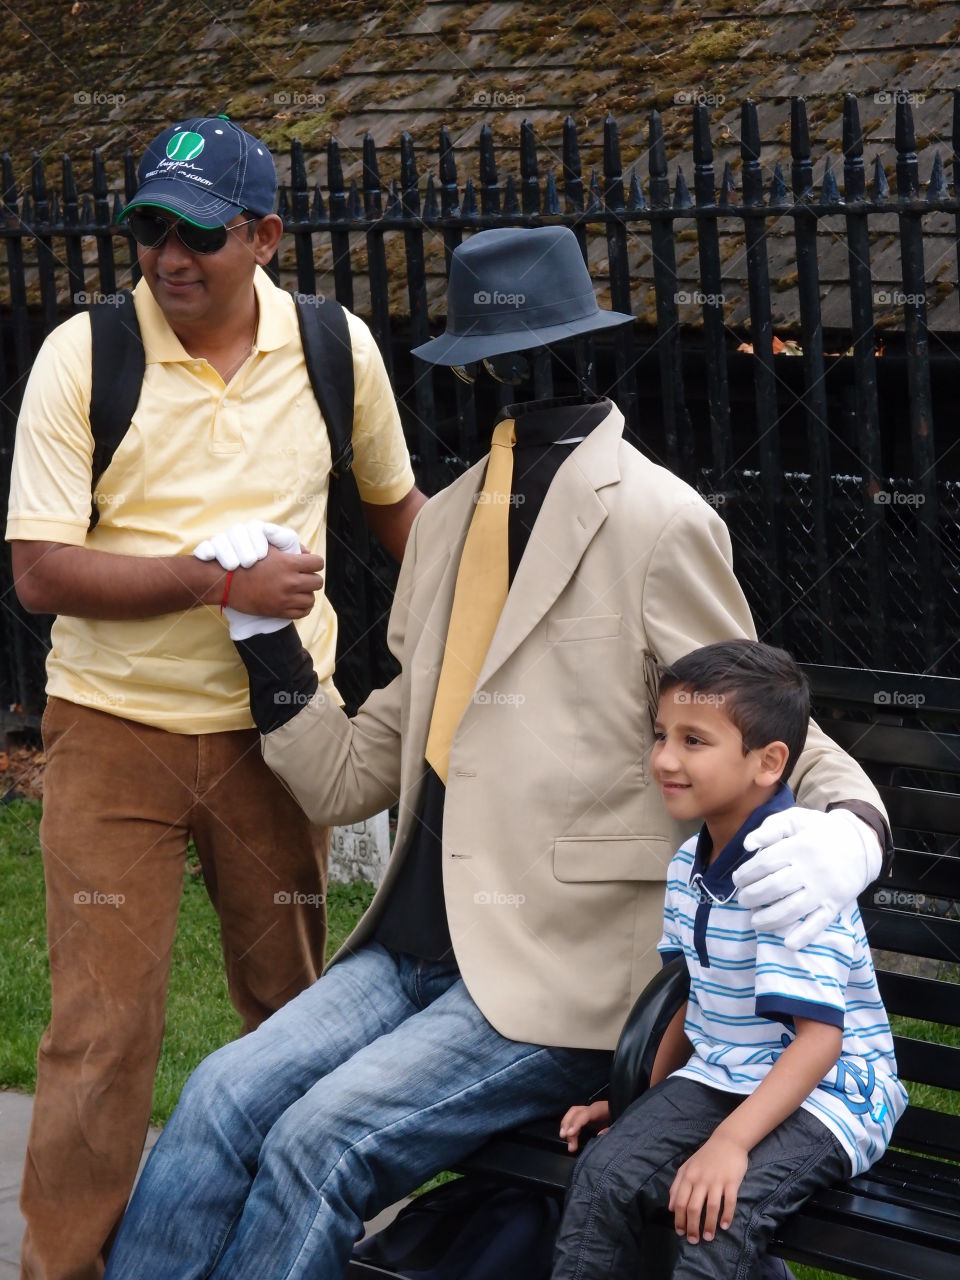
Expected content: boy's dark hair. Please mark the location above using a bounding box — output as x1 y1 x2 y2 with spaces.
658 639 810 781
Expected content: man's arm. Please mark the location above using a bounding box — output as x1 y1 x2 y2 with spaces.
362 486 427 562
11 540 324 621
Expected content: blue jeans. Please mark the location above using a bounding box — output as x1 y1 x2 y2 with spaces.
104 942 611 1279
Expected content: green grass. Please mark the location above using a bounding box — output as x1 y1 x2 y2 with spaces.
2 797 957 1276
0 798 375 1124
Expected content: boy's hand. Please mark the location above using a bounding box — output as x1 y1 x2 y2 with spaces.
558 1100 610 1153
668 1132 748 1243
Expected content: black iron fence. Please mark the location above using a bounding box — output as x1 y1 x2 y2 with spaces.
1 93 959 723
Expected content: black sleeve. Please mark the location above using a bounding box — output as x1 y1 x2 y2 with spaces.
235 625 319 734
826 799 894 878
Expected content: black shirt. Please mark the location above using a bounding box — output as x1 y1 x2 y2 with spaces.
373 397 611 962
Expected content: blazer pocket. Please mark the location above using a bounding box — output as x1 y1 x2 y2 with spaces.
553 835 674 882
546 614 621 643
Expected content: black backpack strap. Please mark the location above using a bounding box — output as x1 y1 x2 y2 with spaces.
88 291 142 530
295 295 355 476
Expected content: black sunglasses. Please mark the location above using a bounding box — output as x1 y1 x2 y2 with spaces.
124 210 259 255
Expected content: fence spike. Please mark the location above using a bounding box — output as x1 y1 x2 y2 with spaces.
291 139 310 220
626 169 644 210
562 114 584 212
821 156 840 203
313 185 326 220
348 178 363 219
424 172 439 219
895 96 920 199
400 132 420 213
769 160 787 204
385 177 401 218
80 194 94 226
461 174 478 217
123 148 137 203
520 119 540 215
439 123 459 217
49 190 60 224
648 109 670 209
719 160 737 207
110 191 123 222
927 151 947 202
790 97 814 199
740 99 763 206
586 168 602 213
673 166 692 209
31 150 49 221
276 186 290 218
328 136 347 218
61 153 78 223
871 154 890 202
479 123 500 214
841 93 865 202
503 172 520 216
2 153 18 216
603 113 625 212
20 192 33 225
693 101 716 206
544 170 560 215
363 132 383 218
953 88 960 198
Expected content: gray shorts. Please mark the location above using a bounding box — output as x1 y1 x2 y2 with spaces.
552 1075 847 1280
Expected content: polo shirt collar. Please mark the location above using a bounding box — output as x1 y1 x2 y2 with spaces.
133 265 297 364
690 782 795 902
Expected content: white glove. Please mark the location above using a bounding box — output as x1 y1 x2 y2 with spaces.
192 519 301 569
732 808 883 950
193 520 303 641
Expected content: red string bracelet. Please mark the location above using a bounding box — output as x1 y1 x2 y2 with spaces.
219 569 235 616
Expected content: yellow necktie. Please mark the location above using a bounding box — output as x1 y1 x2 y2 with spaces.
425 418 517 783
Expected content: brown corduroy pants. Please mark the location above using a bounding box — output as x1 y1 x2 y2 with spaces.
19 696 330 1280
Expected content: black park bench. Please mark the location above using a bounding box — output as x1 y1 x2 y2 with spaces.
348 663 960 1280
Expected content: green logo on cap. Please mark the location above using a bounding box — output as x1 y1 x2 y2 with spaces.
166 131 205 162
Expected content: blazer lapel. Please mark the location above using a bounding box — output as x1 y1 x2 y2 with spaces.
476 405 624 689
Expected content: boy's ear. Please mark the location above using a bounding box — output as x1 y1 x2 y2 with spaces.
756 740 790 785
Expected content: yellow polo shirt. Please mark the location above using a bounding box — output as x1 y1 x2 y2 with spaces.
6 268 415 732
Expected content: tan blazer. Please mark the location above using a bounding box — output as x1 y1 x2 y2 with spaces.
266 404 887 1050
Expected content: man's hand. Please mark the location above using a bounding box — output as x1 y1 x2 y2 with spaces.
193 541 324 641
558 1100 611 1153
668 1132 748 1243
733 808 882 950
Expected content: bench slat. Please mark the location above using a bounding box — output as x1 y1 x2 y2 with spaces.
866 848 960 900
878 785 960 836
803 664 960 715
823 721 960 776
863 909 960 962
876 971 960 1028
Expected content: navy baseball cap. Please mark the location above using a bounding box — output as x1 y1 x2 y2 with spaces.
121 116 277 227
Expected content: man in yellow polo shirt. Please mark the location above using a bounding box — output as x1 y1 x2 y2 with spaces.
6 115 424 1280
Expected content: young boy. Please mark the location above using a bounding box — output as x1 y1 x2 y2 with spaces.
551 639 906 1279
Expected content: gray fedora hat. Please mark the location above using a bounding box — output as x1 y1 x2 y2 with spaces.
411 226 633 366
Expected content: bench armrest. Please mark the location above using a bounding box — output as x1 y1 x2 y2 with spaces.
609 958 690 1121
